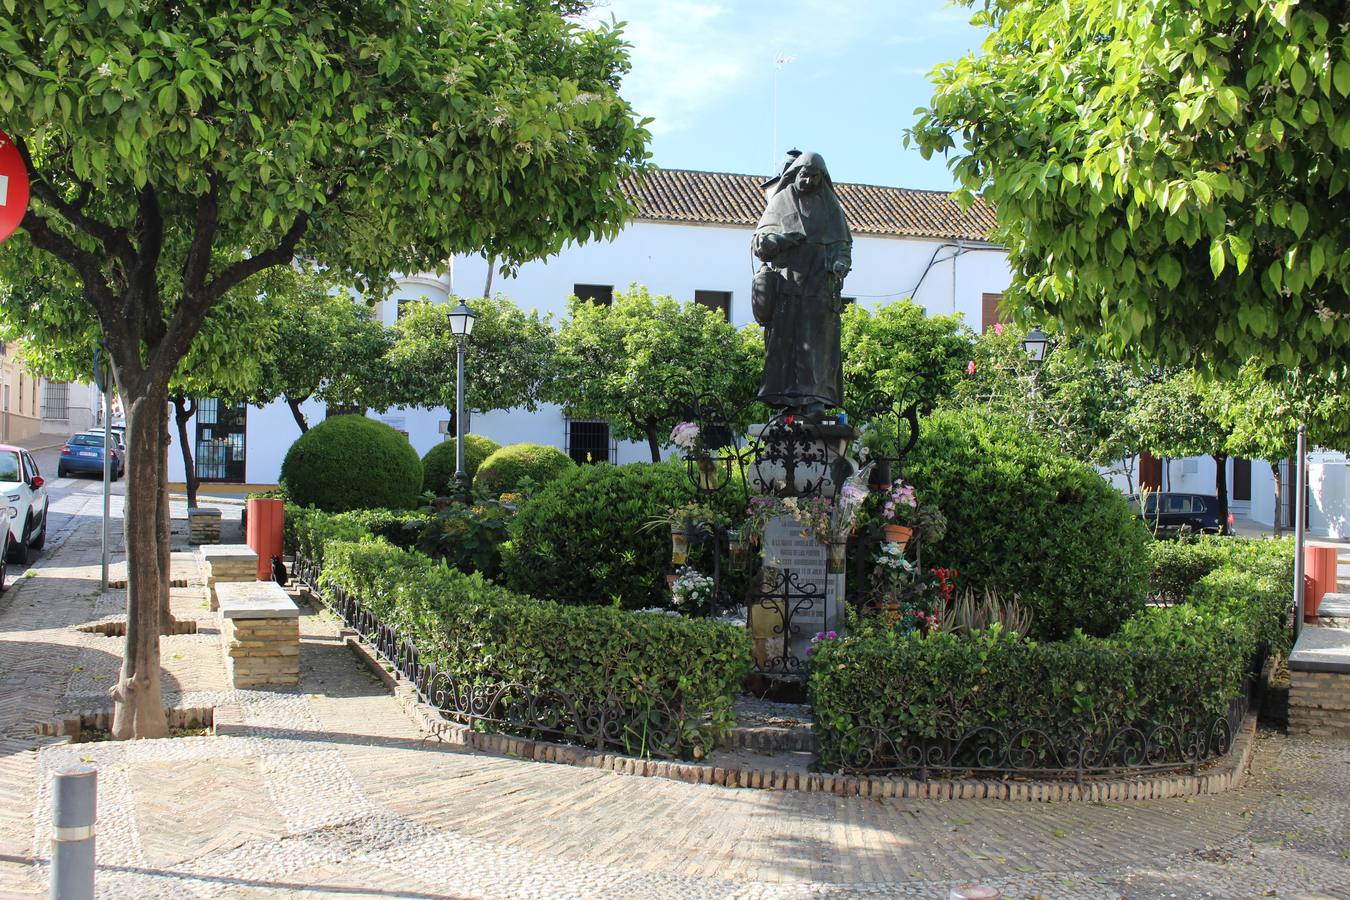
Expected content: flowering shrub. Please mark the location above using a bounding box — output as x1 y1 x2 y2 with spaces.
671 566 715 614
415 501 513 579
805 629 840 658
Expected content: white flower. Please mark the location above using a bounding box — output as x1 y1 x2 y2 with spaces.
96 63 113 78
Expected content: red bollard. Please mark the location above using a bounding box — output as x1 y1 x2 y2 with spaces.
246 498 285 581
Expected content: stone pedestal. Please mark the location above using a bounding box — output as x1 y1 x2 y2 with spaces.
187 507 222 545
1289 624 1350 737
217 581 301 688
750 516 846 675
201 543 259 612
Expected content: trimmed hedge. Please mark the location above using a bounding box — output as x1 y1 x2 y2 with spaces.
903 408 1150 640
285 503 430 569
1147 535 1293 605
281 416 422 512
307 531 750 757
474 442 575 496
810 538 1290 770
421 434 500 496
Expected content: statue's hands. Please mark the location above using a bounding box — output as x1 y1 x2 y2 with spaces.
831 260 850 278
755 233 784 261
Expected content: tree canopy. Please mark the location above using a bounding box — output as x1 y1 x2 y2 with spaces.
910 0 1349 371
385 296 557 416
552 285 762 461
0 0 649 738
840 299 970 415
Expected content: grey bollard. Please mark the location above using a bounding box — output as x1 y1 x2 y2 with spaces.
50 765 96 900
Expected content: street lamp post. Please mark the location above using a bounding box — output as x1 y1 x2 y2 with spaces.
446 301 476 503
1021 326 1049 364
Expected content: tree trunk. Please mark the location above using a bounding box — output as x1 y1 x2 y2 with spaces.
111 386 170 739
1271 461 1283 538
171 395 199 509
286 395 309 433
1213 453 1230 535
645 422 662 463
1122 455 1135 495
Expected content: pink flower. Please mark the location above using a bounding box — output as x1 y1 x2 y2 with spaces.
967 360 977 375
993 322 1005 336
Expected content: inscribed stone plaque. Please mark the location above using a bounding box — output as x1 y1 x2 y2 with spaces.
752 515 843 672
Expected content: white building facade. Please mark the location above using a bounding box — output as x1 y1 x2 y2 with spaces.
164 168 1348 537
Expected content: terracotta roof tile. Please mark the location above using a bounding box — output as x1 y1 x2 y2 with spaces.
621 168 998 243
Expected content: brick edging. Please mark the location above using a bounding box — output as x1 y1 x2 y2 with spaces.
332 608 1259 802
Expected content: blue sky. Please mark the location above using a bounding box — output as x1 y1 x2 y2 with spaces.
585 0 991 190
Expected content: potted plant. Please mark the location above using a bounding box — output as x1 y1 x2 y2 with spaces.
877 479 919 548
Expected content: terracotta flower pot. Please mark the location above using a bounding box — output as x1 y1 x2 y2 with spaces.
882 523 913 549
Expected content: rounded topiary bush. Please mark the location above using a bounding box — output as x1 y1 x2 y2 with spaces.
903 408 1149 640
503 461 702 608
281 415 422 512
421 434 500 496
474 442 575 496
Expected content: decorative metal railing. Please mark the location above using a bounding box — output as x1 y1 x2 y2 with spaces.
293 557 691 759
828 690 1251 781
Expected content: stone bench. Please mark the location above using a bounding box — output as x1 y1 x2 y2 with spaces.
201 543 259 612
1288 623 1350 738
217 581 301 689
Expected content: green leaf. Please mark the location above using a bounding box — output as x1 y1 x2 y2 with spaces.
1335 61 1350 97
1157 254 1182 289
1289 202 1309 238
1209 239 1226 278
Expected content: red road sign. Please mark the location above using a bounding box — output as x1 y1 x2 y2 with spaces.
0 129 30 244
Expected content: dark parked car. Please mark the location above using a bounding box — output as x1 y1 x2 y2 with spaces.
1128 492 1221 534
57 432 123 479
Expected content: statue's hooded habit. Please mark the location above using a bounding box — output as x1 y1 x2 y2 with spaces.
751 151 852 415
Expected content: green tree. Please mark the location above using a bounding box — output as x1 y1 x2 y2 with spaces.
1127 370 1235 532
909 0 1350 371
552 285 762 462
253 268 390 433
385 297 556 420
0 1 647 738
1214 363 1350 534
951 325 1145 478
839 299 971 413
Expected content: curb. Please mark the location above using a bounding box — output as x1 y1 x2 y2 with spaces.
322 587 1258 803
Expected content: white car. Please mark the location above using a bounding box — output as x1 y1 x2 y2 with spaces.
0 444 49 565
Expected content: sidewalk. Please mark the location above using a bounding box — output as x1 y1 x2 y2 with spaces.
0 518 1348 897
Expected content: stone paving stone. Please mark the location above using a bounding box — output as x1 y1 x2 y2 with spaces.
1 509 1349 897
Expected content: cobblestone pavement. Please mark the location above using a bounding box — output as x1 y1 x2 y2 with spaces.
0 512 1347 898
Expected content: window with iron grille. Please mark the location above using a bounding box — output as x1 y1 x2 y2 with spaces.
573 284 613 306
195 398 248 483
565 418 613 464
694 290 732 320
42 382 69 420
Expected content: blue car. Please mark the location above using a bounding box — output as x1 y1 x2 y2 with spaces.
57 432 123 479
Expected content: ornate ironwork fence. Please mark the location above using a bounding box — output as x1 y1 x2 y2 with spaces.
293 557 690 758
828 690 1251 781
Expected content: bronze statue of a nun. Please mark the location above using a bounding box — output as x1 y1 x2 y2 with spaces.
751 151 852 418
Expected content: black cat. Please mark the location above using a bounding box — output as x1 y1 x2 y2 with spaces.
271 555 289 586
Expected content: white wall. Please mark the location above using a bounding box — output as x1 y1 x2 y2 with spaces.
169 217 1015 485
445 221 1011 329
